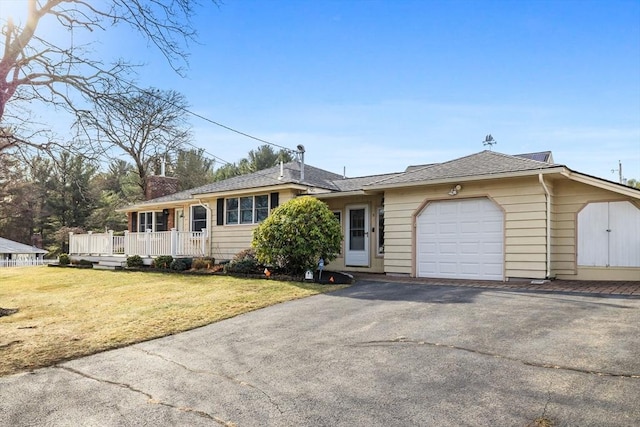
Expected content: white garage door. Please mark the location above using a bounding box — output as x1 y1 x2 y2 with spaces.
417 198 504 280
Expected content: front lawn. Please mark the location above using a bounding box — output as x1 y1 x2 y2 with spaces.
0 267 346 376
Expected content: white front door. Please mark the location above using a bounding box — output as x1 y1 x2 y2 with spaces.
345 205 370 267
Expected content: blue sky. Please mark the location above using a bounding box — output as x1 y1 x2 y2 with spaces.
6 0 640 181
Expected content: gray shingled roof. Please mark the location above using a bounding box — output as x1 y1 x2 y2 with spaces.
0 237 47 254
332 172 402 192
367 150 559 187
135 162 344 206
191 161 343 195
133 150 561 208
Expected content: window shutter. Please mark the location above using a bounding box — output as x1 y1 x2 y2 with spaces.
270 192 279 210
216 198 224 226
131 212 137 232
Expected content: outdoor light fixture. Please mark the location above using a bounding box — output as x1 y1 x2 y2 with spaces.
448 184 462 196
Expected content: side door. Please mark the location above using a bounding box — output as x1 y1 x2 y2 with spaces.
345 204 370 267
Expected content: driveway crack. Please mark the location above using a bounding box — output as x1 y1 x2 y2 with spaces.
132 346 286 414
56 365 236 426
355 337 640 379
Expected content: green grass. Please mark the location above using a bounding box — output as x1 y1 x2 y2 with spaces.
0 267 346 376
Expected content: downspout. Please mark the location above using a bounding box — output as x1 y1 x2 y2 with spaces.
538 174 551 279
196 199 212 257
196 199 212 236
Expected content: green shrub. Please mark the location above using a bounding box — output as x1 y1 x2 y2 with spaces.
192 257 215 270
180 257 193 270
224 258 260 274
252 196 342 274
223 248 261 274
78 259 94 267
153 255 173 269
170 258 187 271
233 248 256 262
126 255 144 268
59 253 70 265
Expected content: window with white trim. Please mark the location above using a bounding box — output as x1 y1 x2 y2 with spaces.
138 212 153 232
137 211 169 232
191 205 207 232
226 195 270 225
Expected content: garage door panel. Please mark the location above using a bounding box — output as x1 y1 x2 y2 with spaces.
460 221 481 233
482 242 503 254
439 242 458 255
417 198 504 280
460 242 480 254
483 220 503 232
419 242 437 254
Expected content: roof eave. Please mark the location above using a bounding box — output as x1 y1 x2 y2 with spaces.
364 167 567 190
193 183 313 199
313 189 376 199
116 197 194 213
560 169 640 199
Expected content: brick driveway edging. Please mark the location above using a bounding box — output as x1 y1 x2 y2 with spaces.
352 273 640 296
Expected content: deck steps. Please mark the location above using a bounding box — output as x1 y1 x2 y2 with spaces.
95 260 126 270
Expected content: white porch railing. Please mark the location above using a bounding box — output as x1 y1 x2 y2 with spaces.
69 229 208 257
0 258 47 268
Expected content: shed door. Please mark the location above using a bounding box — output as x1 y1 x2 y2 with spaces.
417 198 504 280
578 201 640 267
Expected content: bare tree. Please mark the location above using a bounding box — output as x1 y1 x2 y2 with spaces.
78 87 191 194
0 0 213 154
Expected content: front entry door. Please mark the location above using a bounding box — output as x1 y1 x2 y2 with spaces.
345 205 369 267
175 209 184 231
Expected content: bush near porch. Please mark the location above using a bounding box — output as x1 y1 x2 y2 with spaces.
252 196 342 274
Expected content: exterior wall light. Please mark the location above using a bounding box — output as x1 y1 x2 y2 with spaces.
448 184 462 196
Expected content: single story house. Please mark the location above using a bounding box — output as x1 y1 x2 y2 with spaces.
73 150 640 281
0 237 47 267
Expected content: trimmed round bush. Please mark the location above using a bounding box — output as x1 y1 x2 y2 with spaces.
126 255 144 268
170 258 187 271
59 253 70 265
153 255 173 269
252 196 342 274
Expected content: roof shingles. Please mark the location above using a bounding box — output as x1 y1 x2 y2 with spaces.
367 150 558 187
134 151 561 208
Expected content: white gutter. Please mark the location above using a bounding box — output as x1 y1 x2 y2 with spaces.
538 174 552 279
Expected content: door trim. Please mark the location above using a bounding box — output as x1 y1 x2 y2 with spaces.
345 204 370 267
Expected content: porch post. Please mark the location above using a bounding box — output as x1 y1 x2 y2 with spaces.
68 232 74 255
201 228 207 256
124 231 129 256
108 230 114 256
87 231 93 255
170 228 177 257
145 229 152 257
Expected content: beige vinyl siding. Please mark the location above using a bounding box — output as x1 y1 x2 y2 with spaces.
208 190 297 261
384 177 549 279
324 195 385 273
550 179 639 280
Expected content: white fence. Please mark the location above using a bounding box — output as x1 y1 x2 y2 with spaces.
0 258 47 268
69 229 208 258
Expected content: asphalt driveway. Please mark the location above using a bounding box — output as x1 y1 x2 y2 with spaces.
1 280 639 426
